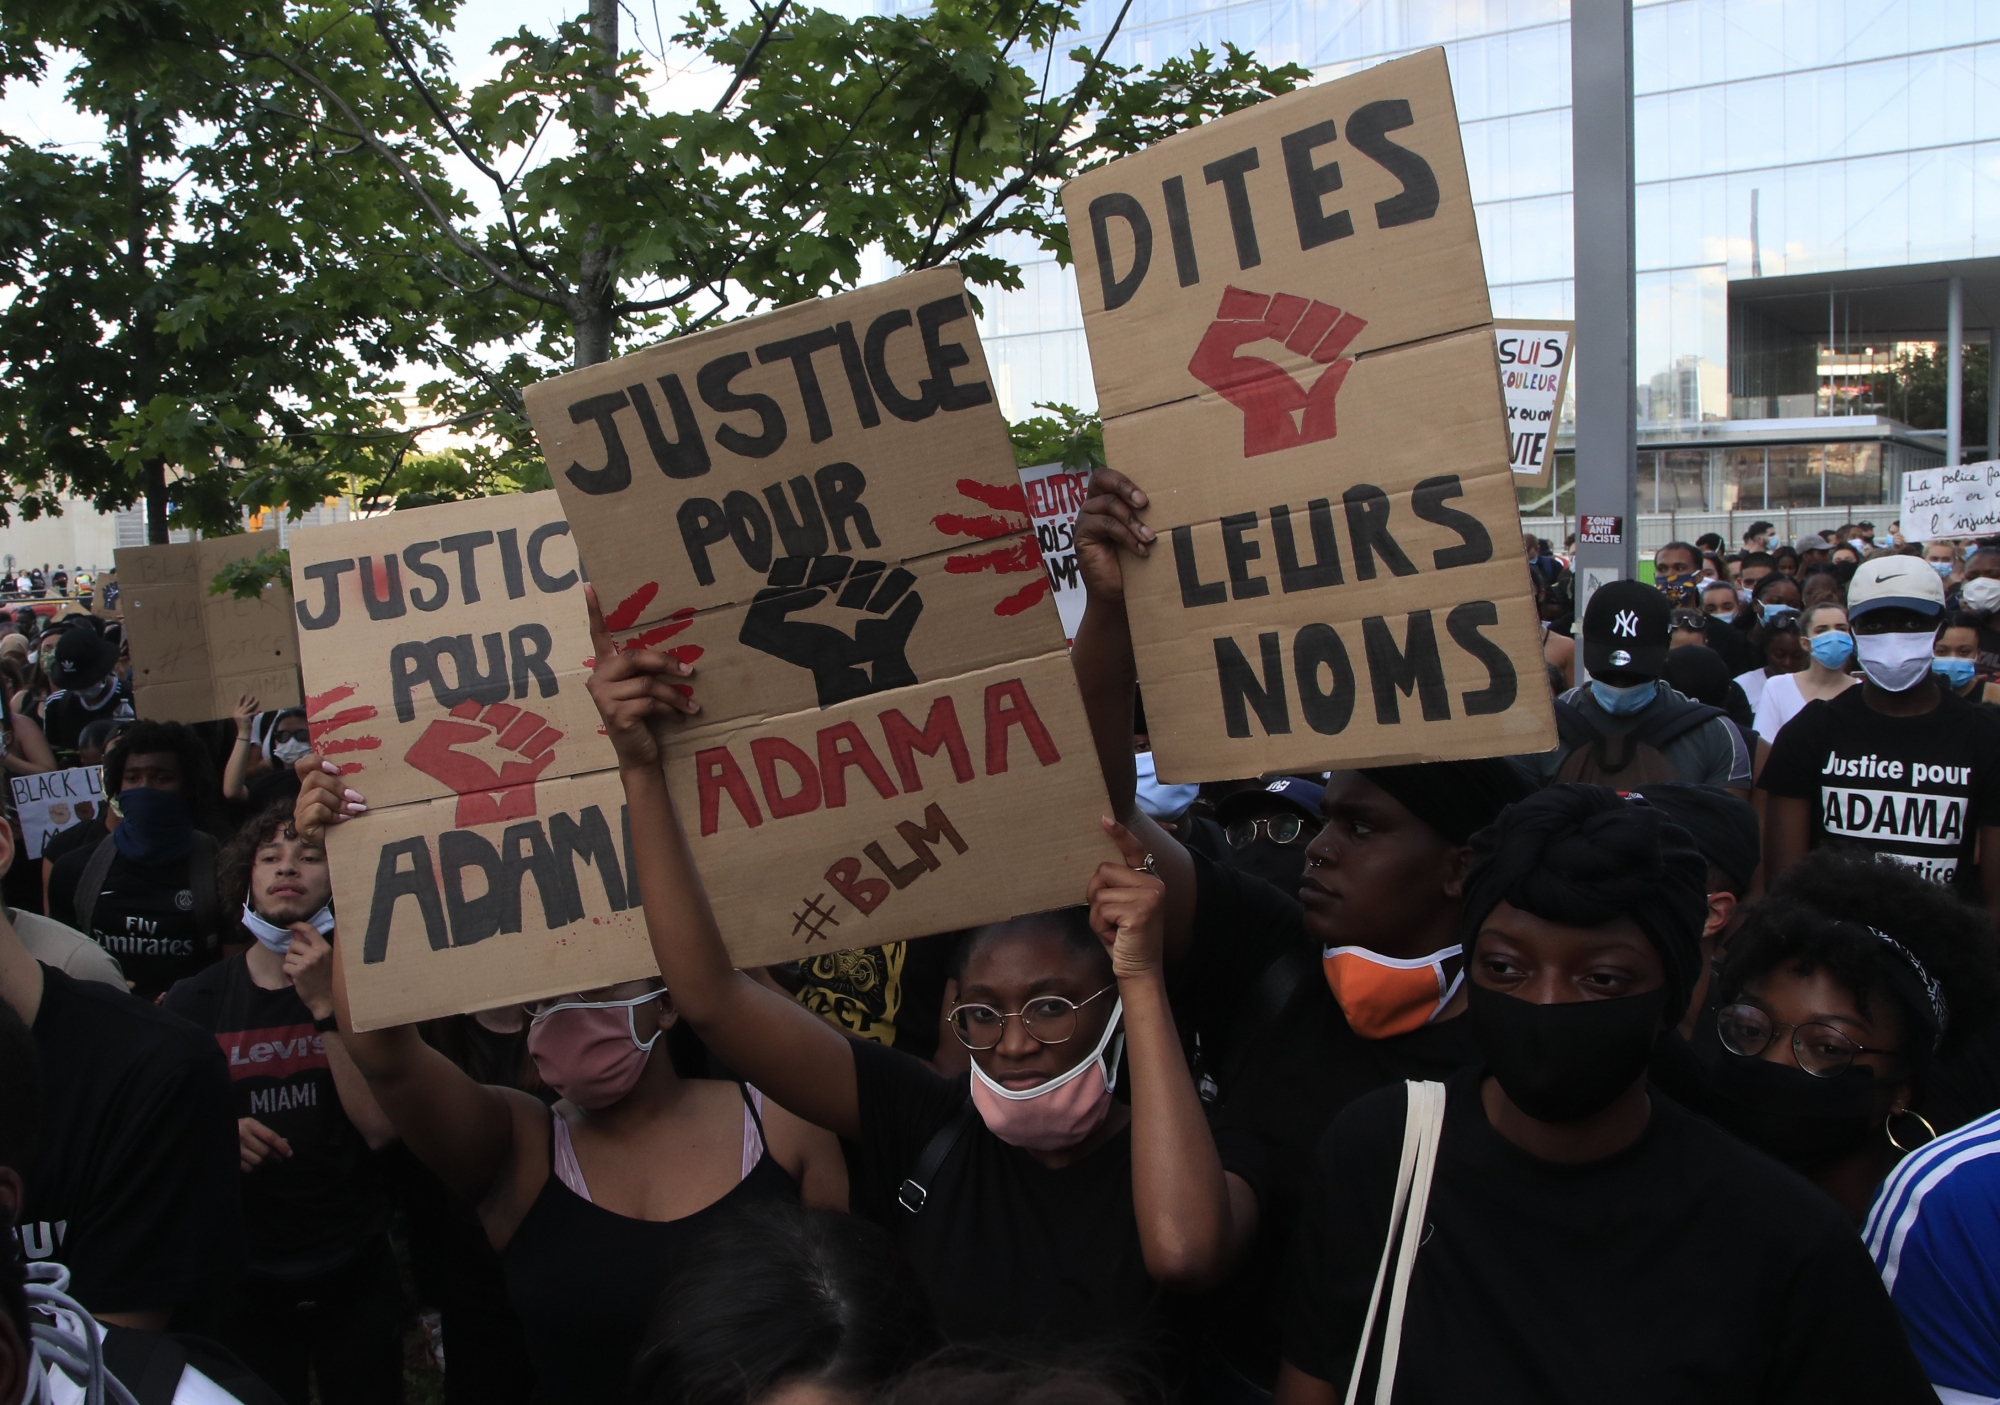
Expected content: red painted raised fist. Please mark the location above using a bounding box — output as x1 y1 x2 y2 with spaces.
405 700 562 829
1187 286 1368 458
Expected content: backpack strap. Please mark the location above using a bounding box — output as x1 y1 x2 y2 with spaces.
898 1100 978 1214
1551 696 1598 755
1628 695 1726 750
187 831 220 951
73 834 120 935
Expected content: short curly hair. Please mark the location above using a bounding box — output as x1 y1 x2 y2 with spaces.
1718 849 2000 1085
220 798 312 912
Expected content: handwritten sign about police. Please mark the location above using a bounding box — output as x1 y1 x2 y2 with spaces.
1062 48 1553 780
117 532 302 725
1017 462 1090 646
1902 461 2000 543
9 765 103 860
1495 320 1572 480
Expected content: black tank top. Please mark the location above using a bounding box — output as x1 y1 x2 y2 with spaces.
500 1084 800 1403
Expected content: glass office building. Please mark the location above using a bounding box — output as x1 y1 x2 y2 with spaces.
963 0 2000 516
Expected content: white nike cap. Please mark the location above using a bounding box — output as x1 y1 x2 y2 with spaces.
1846 554 1946 619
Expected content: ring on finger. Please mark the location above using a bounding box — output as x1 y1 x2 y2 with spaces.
1129 852 1158 876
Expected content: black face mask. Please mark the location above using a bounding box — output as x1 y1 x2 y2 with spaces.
1467 983 1667 1123
1224 839 1309 901
1707 1054 1881 1171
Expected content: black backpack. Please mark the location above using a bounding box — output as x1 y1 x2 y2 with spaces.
1551 691 1726 787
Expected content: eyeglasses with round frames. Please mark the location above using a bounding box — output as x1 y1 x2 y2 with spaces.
949 984 1115 1051
1716 1003 1900 1077
1224 814 1321 849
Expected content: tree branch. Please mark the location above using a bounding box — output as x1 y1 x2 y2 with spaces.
236 38 572 313
712 0 795 114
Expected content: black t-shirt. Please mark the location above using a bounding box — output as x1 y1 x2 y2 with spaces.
1175 854 1481 1378
18 965 243 1316
1283 1067 1933 1403
41 680 135 754
846 1037 1264 1376
1758 685 2000 893
163 955 390 1278
48 841 223 998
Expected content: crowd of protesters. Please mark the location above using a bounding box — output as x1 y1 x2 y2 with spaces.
7 492 2000 1405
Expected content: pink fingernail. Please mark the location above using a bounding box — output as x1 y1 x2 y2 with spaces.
343 789 363 802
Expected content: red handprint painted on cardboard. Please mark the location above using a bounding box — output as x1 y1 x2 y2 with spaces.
406 700 564 828
1188 286 1368 458
932 479 1050 618
305 685 381 777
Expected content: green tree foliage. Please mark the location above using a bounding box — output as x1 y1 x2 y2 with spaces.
0 0 1302 543
1008 401 1103 471
1869 344 1992 440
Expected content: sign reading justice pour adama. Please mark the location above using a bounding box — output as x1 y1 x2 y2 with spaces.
1062 48 1554 781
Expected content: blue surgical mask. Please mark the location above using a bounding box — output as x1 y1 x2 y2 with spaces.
1809 631 1855 669
1134 750 1199 820
1761 603 1799 627
1589 678 1658 716
1932 560 1955 579
1933 656 1979 689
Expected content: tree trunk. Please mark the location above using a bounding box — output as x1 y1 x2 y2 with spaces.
571 0 621 368
144 459 169 545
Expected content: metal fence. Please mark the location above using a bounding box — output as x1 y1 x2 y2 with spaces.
1520 504 1903 558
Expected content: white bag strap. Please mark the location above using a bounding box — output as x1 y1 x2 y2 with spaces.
1343 1079 1447 1405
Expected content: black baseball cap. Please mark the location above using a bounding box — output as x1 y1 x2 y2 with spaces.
1582 579 1672 683
52 625 116 689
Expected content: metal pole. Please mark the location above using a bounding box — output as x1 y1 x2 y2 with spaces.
1988 329 1998 462
1947 276 1964 467
1569 0 1638 607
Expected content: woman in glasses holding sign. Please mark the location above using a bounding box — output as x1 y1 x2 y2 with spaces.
288 783 848 1404
565 584 1261 1380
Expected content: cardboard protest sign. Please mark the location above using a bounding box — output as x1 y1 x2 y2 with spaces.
9 765 103 859
1017 462 1091 645
1902 461 2000 542
1495 320 1572 482
1061 47 1554 781
523 265 1117 988
118 533 301 724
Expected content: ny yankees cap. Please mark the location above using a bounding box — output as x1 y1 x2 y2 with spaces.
1582 578 1672 682
1847 554 1946 620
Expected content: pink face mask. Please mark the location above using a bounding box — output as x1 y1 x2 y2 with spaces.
526 990 664 1110
967 998 1125 1151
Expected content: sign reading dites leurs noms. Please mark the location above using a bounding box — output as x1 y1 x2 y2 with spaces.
286 266 1119 1031
1061 47 1554 781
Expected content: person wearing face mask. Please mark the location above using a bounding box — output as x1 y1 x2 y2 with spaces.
1213 778 1323 901
1951 549 2000 675
1752 601 1857 741
1276 785 1934 1405
1745 572 1805 671
1705 849 1999 1228
1651 540 1703 611
47 722 229 999
569 583 1260 1379
1924 539 1962 594
223 700 311 819
1532 579 1751 790
1071 466 1530 1387
161 803 399 1405
1762 556 2000 920
1932 611 2000 708
288 764 848 1405
38 626 133 761
1688 581 1753 674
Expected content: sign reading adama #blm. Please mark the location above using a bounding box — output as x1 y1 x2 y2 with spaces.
1062 48 1554 780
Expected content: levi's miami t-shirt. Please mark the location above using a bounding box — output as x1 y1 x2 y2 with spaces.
1759 686 2000 891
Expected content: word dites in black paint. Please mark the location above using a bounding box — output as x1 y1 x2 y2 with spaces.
1086 98 1442 308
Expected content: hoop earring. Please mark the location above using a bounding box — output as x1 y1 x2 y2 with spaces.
1886 1108 1939 1152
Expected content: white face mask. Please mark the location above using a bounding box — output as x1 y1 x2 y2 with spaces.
272 737 313 766
241 901 335 955
1963 578 2000 614
1853 628 1940 692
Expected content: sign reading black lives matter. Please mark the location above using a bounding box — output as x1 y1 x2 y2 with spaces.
1063 48 1554 780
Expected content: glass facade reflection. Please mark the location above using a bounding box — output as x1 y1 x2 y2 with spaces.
953 0 2000 452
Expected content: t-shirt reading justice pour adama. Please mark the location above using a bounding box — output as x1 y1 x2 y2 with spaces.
1758 686 2000 890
